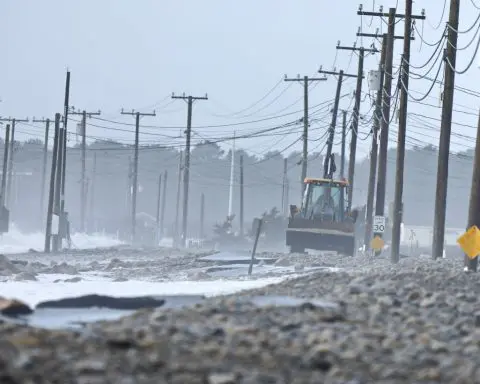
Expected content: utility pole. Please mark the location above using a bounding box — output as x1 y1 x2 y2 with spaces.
53 118 65 252
174 151 183 246
282 157 288 216
340 111 347 179
171 93 208 247
465 110 480 272
284 75 327 199
0 117 29 209
69 108 101 233
336 43 377 209
375 9 395 244
318 69 349 179
120 109 156 244
228 132 236 218
433 0 459 260
89 152 97 233
0 124 10 234
45 114 61 253
33 117 52 226
60 71 71 248
200 192 205 239
156 174 162 244
357 6 425 250
391 0 413 264
0 125 10 209
160 170 167 239
240 154 244 236
364 34 387 251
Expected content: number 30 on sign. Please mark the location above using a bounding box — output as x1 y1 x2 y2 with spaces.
373 216 385 233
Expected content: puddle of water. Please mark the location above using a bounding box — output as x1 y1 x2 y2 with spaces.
249 295 339 309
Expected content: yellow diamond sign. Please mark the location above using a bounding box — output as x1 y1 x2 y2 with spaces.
457 225 480 259
370 235 384 251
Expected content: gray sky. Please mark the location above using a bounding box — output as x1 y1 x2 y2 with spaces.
2 0 480 160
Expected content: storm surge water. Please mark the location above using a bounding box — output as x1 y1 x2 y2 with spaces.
0 224 123 254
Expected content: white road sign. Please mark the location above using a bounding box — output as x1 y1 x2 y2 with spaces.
373 216 386 233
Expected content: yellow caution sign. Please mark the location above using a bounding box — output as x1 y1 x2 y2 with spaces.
370 235 385 251
457 225 480 259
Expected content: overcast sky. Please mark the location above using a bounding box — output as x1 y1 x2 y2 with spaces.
2 0 480 160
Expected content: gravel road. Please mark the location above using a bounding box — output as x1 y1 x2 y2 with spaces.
1 250 479 383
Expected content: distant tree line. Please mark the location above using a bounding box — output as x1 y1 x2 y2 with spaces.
2 137 473 236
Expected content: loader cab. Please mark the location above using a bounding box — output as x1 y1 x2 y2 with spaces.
299 178 349 222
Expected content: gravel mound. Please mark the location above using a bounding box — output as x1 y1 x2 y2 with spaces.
1 253 479 383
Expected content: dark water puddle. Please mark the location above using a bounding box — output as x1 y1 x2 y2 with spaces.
1 294 206 329
0 294 339 330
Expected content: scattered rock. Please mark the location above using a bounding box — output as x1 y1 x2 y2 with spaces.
10 260 28 267
105 258 126 271
13 272 37 281
0 254 20 276
208 372 237 384
48 262 78 275
113 277 129 282
294 263 305 272
0 297 33 316
187 271 211 280
64 277 82 283
274 256 293 267
0 248 478 383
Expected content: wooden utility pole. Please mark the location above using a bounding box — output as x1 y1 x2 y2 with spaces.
433 0 459 260
171 93 208 247
240 154 244 236
200 192 205 239
282 157 288 216
45 114 60 253
465 110 480 272
88 152 97 233
358 6 424 251
59 71 71 247
120 109 156 244
0 124 10 234
33 117 51 225
336 44 376 208
174 151 183 246
391 0 413 263
52 123 65 252
0 125 10 209
284 75 327 199
0 117 29 209
340 111 347 179
364 35 387 251
318 69 348 179
69 108 101 232
375 8 395 244
156 174 162 244
160 170 167 239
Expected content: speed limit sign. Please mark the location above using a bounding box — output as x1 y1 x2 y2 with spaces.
373 216 386 233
